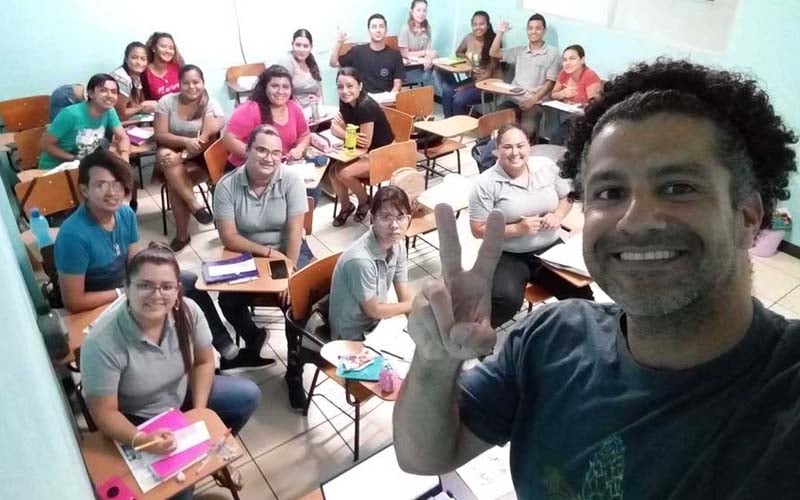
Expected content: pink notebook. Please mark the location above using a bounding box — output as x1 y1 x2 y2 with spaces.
139 409 212 479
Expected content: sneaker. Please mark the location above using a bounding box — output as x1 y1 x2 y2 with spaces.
284 375 307 412
220 349 276 373
250 327 270 354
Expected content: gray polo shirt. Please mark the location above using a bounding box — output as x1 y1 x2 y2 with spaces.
469 156 571 253
79 297 213 419
329 229 409 340
502 43 560 105
213 165 307 249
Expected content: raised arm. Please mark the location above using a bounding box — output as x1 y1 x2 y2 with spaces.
393 205 504 474
489 21 510 59
330 28 348 67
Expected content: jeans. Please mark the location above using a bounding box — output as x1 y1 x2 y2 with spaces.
218 240 315 347
437 72 484 117
125 374 261 434
180 271 237 357
404 68 435 89
49 84 83 121
491 242 594 327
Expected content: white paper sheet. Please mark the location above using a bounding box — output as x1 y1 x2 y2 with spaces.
322 445 439 500
368 91 398 104
538 234 590 277
542 100 584 114
455 445 516 500
364 315 414 362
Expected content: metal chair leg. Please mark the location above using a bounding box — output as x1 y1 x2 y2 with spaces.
304 367 321 417
353 401 361 462
160 184 168 236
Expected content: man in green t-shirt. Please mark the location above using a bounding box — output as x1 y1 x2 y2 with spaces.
39 73 130 170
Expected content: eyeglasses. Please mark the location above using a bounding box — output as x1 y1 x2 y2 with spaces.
252 146 284 159
375 213 411 225
131 282 179 295
91 180 125 192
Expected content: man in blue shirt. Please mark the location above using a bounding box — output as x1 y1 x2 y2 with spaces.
55 149 270 371
393 61 800 498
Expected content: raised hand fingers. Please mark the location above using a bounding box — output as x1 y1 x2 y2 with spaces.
471 209 505 284
434 204 462 285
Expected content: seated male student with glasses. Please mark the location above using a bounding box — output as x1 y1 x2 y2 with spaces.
329 185 414 342
54 149 271 371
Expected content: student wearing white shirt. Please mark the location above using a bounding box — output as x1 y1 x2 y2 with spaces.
278 29 324 112
398 0 437 87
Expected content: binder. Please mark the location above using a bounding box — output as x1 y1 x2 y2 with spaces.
201 253 259 284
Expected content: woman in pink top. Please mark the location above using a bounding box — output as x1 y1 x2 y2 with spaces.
142 32 185 101
551 44 602 105
222 65 310 168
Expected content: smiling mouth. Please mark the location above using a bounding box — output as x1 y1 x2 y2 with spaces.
616 250 682 262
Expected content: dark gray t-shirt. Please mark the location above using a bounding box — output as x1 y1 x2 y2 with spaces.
459 299 800 499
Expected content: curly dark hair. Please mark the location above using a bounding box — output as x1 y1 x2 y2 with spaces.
251 65 294 126
560 59 797 229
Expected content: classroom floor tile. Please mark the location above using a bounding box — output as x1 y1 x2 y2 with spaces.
253 420 355 500
237 373 332 460
752 258 800 303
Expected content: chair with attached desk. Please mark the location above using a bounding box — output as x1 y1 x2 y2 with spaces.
0 94 50 165
396 86 467 185
472 108 517 173
284 252 378 461
203 137 229 187
331 140 418 221
226 62 266 105
13 125 46 172
14 167 82 221
382 106 414 142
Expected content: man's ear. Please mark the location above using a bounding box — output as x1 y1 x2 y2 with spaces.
738 191 764 249
79 184 89 201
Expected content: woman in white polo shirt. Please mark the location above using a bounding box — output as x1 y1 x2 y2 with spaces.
80 243 261 453
468 124 593 327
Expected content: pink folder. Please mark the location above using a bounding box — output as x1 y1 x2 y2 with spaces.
139 409 211 479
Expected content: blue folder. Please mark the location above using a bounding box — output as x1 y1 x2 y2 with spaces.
201 253 259 284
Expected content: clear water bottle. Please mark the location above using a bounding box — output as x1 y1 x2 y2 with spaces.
30 208 54 249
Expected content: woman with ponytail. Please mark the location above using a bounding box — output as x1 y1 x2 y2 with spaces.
154 64 225 251
111 41 158 121
279 29 324 112
79 242 261 454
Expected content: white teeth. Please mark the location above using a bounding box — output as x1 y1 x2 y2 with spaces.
619 250 678 261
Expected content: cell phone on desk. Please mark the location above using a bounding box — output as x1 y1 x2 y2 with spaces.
269 259 289 279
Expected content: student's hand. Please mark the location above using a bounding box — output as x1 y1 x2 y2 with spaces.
519 97 539 111
135 429 177 455
517 216 543 235
333 114 345 129
141 101 158 114
287 146 305 161
472 67 486 76
356 132 370 149
307 94 319 103
562 87 578 99
498 21 512 33
159 149 180 168
541 213 562 231
407 205 504 361
184 138 204 156
336 27 348 43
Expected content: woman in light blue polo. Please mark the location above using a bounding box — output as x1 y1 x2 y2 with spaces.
80 243 261 453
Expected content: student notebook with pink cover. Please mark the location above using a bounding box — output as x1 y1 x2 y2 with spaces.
138 409 212 479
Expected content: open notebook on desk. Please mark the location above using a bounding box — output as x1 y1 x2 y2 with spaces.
115 409 212 492
538 234 590 278
364 315 413 362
